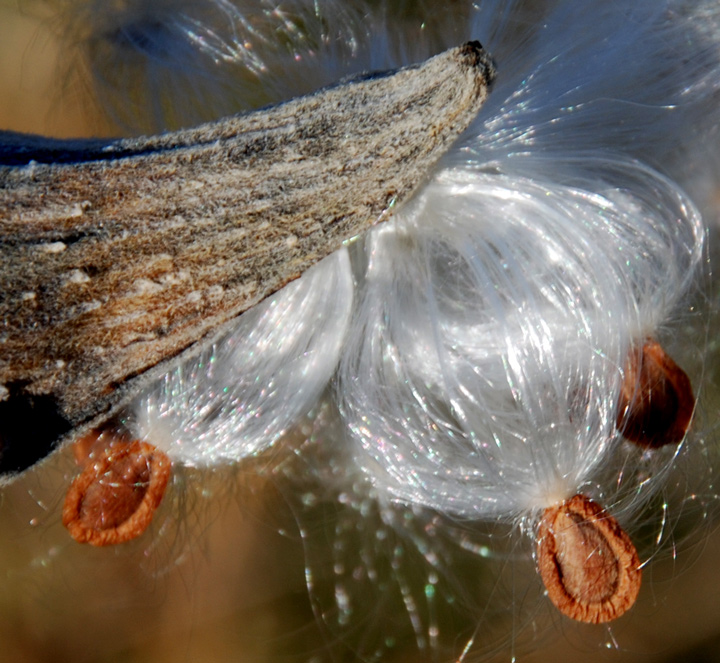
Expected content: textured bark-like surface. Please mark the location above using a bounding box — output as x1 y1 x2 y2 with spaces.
0 42 495 476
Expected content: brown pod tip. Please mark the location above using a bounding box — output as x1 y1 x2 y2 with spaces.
63 439 171 546
537 494 641 624
616 338 694 448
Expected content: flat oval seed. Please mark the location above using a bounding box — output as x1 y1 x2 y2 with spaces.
616 338 695 448
537 494 641 624
63 438 171 546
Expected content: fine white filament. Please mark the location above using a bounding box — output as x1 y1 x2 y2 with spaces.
133 250 353 465
339 160 702 519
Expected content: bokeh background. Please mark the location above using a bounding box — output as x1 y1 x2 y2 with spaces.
2 2 720 661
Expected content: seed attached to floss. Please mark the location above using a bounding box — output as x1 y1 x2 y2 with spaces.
537 494 641 624
616 338 695 448
63 436 171 546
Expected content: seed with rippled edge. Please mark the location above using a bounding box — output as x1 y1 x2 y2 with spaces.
63 438 171 546
537 494 641 624
616 338 695 448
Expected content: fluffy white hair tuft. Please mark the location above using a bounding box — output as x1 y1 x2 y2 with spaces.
131 249 353 466
338 158 703 519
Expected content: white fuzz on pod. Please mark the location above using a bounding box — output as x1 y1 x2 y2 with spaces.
130 249 353 466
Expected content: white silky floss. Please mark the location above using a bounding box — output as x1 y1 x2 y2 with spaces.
337 0 717 522
339 160 703 520
131 249 353 466
112 0 718 511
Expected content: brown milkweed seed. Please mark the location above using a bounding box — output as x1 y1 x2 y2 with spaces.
70 427 126 467
616 338 694 448
537 494 641 624
63 439 171 546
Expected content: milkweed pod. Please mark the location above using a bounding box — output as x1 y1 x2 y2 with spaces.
0 41 495 481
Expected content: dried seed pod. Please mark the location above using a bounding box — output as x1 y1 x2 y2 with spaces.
63 437 171 546
537 494 641 624
0 41 495 480
616 338 695 448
